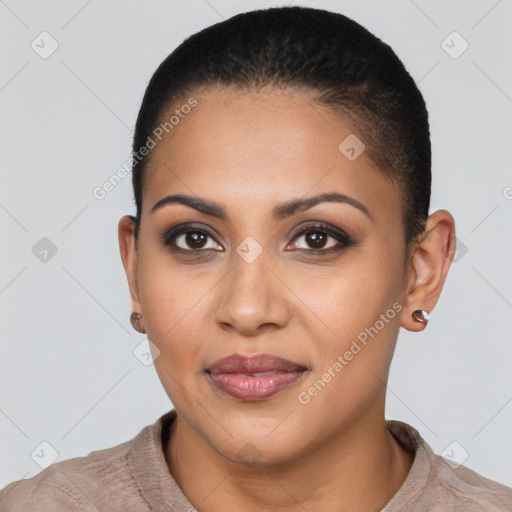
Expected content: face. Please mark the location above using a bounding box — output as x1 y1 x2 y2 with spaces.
122 87 420 466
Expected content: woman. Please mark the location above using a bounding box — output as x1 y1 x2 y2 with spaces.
2 5 511 511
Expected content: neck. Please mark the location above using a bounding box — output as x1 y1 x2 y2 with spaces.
164 403 414 512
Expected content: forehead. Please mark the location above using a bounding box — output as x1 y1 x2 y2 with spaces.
143 87 399 220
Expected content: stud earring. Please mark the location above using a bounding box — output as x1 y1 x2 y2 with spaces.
130 312 146 333
412 309 429 325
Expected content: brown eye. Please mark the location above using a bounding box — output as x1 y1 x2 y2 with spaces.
180 232 207 249
161 225 223 253
302 231 330 249
288 223 355 253
174 230 222 251
293 230 338 250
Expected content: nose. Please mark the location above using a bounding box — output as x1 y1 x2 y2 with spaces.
214 250 292 336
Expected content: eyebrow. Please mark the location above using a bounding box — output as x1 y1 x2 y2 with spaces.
150 192 371 221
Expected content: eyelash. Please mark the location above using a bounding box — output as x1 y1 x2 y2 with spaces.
160 222 357 256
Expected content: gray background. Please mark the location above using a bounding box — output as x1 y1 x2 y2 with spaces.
1 0 511 490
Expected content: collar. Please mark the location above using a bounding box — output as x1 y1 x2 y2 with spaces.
129 410 432 511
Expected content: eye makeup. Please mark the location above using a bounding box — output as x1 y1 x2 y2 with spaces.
159 220 359 257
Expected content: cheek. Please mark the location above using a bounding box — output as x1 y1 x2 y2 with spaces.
295 246 403 344
140 267 208 407
137 251 210 368
290 251 404 413
292 268 402 432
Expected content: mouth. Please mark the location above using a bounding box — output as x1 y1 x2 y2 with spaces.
205 353 308 400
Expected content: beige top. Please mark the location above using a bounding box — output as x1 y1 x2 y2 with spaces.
1 409 511 511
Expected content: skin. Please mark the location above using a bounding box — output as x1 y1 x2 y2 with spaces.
118 86 456 512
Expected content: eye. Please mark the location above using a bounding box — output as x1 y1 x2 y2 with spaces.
161 222 356 256
160 224 223 253
287 223 355 254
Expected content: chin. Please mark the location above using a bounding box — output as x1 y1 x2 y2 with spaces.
207 424 304 468
225 441 298 468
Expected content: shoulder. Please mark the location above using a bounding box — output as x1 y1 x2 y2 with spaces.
0 436 136 511
386 420 512 511
0 474 83 511
427 452 512 511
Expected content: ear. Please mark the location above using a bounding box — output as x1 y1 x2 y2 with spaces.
118 215 142 315
401 209 456 332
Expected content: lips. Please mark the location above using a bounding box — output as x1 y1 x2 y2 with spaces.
206 353 308 400
207 353 307 374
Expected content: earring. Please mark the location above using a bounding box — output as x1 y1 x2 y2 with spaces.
130 312 146 333
412 309 429 325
